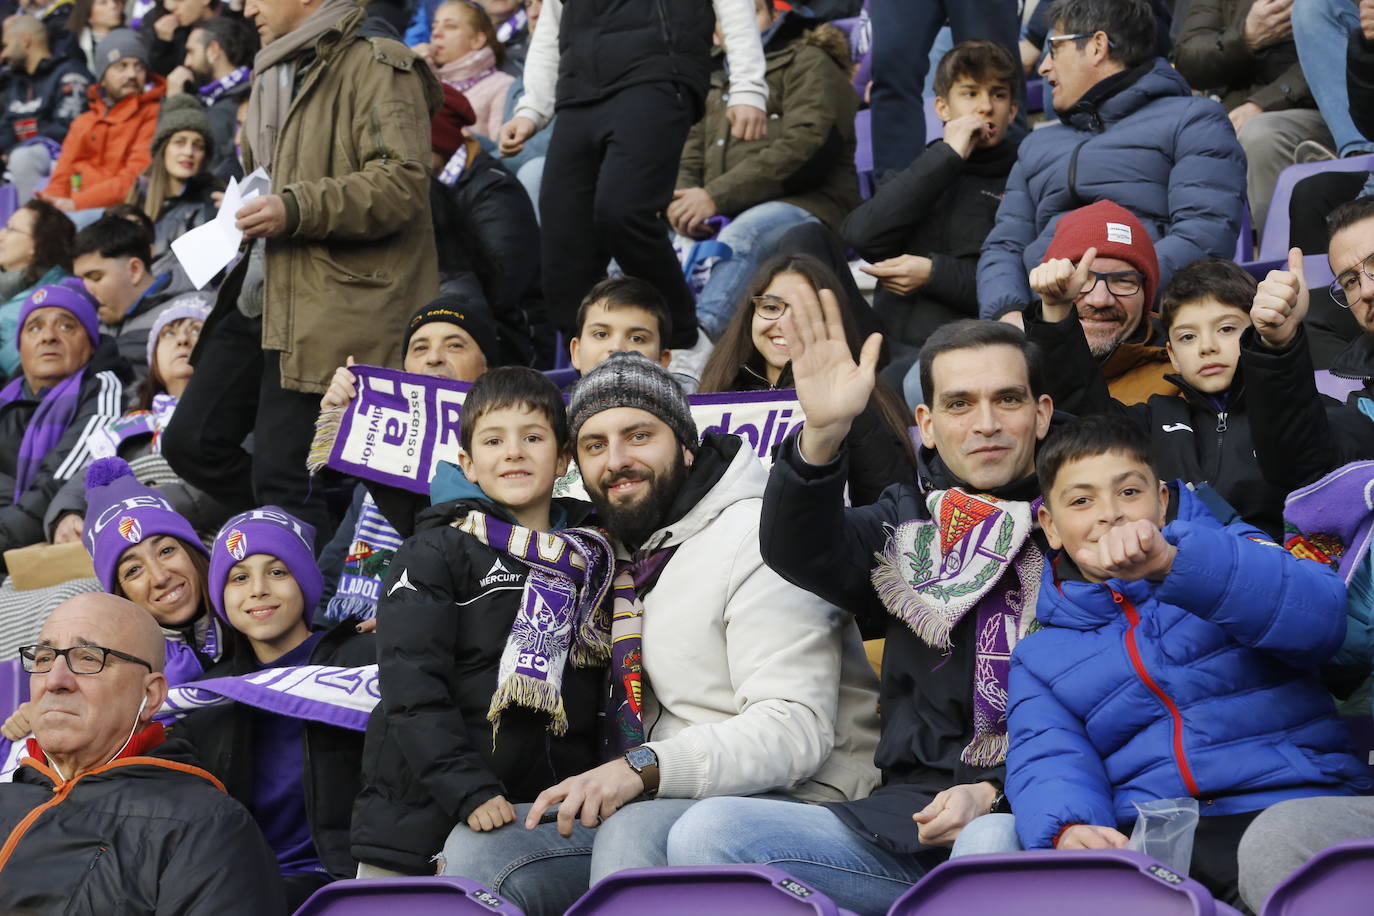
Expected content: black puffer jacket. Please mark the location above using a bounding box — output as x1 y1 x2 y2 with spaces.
149 172 222 260
430 143 549 367
760 432 1043 853
0 336 131 569
843 137 1018 349
556 0 715 115
351 494 603 874
0 735 286 915
176 622 376 881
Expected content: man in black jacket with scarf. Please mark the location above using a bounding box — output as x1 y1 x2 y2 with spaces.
666 307 1056 916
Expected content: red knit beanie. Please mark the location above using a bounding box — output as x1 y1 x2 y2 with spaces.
1043 200 1160 308
431 85 477 161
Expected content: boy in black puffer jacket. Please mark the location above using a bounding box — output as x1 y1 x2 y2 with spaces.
351 367 604 877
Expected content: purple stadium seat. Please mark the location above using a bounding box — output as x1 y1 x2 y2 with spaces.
1025 79 1045 114
1239 253 1331 286
565 865 855 916
1261 838 1374 915
543 366 578 388
1258 153 1374 260
923 96 944 146
0 658 28 724
855 108 874 199
1235 204 1253 262
291 876 523 915
0 185 18 228
887 850 1246 916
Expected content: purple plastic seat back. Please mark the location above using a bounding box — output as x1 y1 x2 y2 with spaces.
1025 79 1045 114
1259 153 1374 260
1235 204 1253 262
887 850 1244 916
565 864 850 916
1262 837 1374 915
0 658 28 724
291 876 523 915
855 109 874 199
0 185 18 229
543 366 578 389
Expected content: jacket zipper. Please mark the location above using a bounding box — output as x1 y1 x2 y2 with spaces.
1114 590 1200 797
1212 411 1228 482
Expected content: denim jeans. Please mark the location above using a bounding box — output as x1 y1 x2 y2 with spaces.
665 797 937 916
1292 0 1374 156
439 799 701 916
694 201 819 339
949 813 1023 858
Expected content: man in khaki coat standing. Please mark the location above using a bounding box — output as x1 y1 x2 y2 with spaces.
163 0 441 541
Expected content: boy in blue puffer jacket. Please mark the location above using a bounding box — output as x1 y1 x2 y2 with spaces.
960 414 1370 908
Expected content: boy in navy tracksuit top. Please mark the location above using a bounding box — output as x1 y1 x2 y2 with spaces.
956 415 1369 907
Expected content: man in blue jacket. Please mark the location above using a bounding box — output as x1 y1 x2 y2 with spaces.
977 0 1246 324
956 414 1369 907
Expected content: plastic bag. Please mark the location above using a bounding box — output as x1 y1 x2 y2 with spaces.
1127 797 1199 875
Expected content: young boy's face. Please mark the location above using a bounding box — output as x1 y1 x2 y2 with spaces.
1038 451 1169 583
570 302 671 373
458 404 569 520
73 252 144 326
933 75 1017 149
1165 299 1247 396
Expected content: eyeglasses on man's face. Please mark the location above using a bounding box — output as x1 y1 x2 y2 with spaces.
19 643 154 675
1330 250 1374 308
1078 270 1142 299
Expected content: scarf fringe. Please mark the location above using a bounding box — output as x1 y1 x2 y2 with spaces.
307 404 344 474
960 731 1008 768
324 593 376 623
488 673 570 736
870 539 956 651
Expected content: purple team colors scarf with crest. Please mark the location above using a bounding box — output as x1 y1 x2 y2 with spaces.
0 370 85 501
871 488 1043 767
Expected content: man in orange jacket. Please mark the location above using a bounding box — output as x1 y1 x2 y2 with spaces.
42 29 164 213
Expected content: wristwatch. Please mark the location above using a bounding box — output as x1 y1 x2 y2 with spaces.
623 746 660 798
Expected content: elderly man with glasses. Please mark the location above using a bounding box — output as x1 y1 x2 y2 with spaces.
0 592 284 915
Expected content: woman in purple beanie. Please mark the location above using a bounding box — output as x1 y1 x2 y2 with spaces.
176 507 374 910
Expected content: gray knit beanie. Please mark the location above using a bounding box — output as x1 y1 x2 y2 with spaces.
94 29 148 79
152 95 214 158
568 352 698 451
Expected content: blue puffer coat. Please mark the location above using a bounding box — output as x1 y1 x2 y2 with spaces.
1007 484 1370 850
977 59 1247 319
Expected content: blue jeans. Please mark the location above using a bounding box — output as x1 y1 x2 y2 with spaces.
694 201 819 339
665 797 936 916
439 799 700 916
1293 0 1374 156
949 813 1023 857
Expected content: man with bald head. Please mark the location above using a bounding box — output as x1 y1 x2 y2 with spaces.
0 13 90 201
0 593 285 915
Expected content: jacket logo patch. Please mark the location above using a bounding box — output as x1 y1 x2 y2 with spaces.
1161 423 1192 433
387 568 417 596
118 516 141 543
225 528 247 560
479 558 522 588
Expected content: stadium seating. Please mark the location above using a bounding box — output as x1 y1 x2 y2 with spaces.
566 864 856 915
291 876 523 915
1261 838 1374 915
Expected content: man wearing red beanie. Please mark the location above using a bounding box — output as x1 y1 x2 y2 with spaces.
1025 200 1176 405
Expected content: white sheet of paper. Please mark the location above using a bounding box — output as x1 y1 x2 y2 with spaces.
170 167 270 290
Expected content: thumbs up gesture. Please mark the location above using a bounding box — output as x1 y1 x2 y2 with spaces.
1029 247 1097 323
1252 247 1309 349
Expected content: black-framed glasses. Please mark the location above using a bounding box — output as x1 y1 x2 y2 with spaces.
751 294 790 321
1329 250 1374 308
19 644 154 675
1079 270 1142 299
1046 31 1114 58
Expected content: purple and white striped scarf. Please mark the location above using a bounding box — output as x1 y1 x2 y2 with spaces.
455 511 618 738
495 7 526 44
198 65 251 104
0 369 86 502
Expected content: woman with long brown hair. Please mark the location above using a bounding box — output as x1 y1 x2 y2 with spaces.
698 253 916 505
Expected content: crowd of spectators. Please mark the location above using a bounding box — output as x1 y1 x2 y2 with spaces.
0 0 1371 913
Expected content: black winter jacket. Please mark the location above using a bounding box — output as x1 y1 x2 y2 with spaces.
0 53 90 152
842 137 1018 349
0 336 131 569
176 622 376 881
1245 326 1374 496
760 433 1039 853
206 81 250 181
556 0 715 116
1032 313 1374 538
0 735 286 915
430 145 548 367
351 494 604 874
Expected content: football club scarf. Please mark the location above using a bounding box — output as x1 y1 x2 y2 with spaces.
455 511 618 738
158 663 379 731
871 488 1043 767
495 6 526 44
322 493 403 624
0 369 85 501
198 65 251 104
1283 460 1374 584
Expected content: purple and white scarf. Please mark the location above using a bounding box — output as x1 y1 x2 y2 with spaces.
1283 460 1374 584
0 369 85 501
158 663 379 731
127 0 156 30
495 6 527 44
455 512 619 738
198 65 251 104
437 142 470 187
871 488 1043 767
88 393 178 460
163 613 225 687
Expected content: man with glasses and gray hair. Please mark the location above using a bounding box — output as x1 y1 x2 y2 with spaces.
0 593 284 915
977 0 1246 327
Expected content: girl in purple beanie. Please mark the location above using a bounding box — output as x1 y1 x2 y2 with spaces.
176 507 374 910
